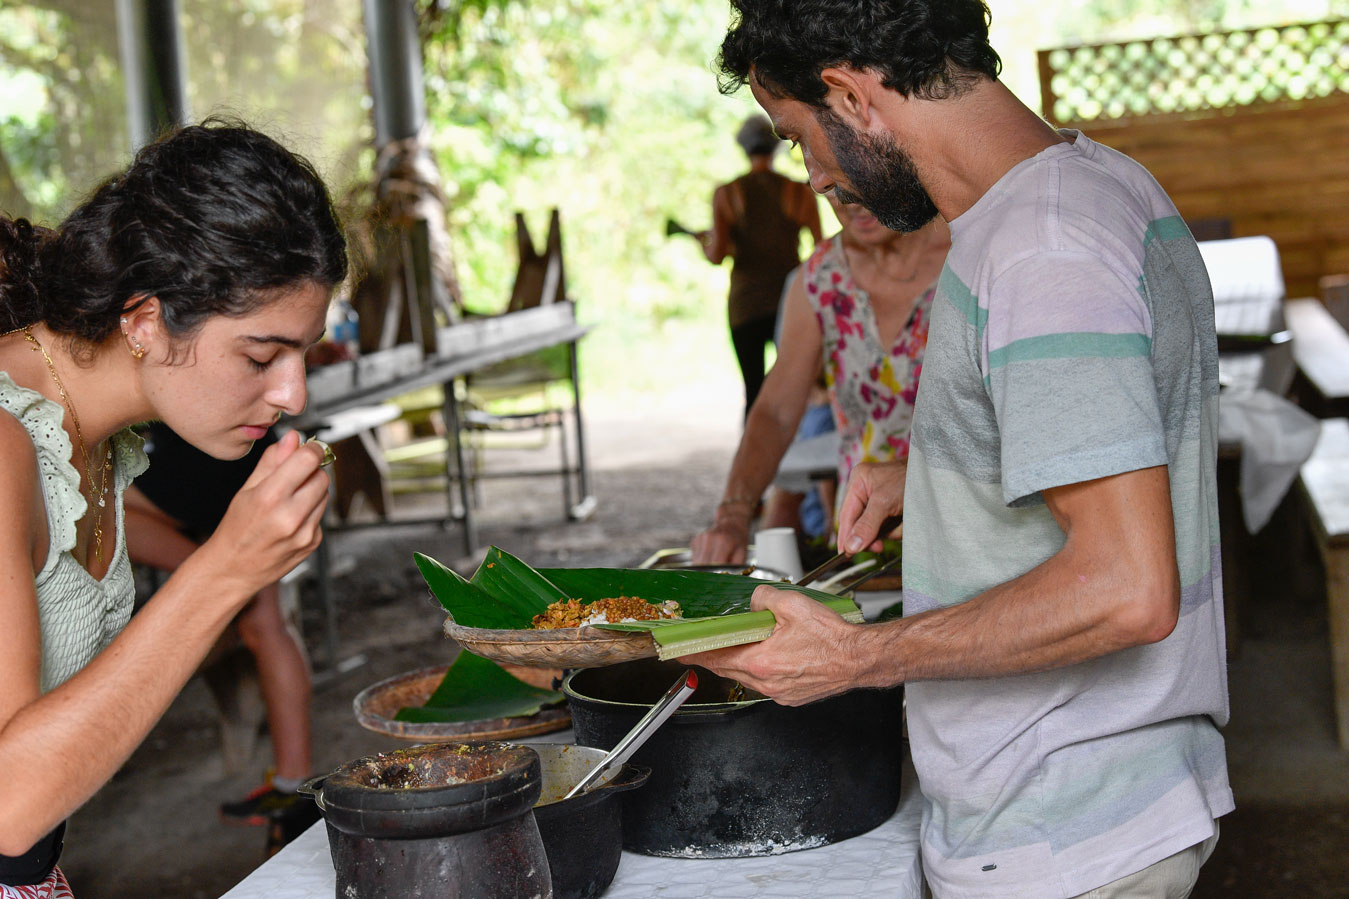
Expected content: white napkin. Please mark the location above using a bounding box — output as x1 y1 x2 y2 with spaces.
1218 388 1322 533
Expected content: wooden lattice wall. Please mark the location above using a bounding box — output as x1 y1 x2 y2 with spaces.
1038 20 1349 299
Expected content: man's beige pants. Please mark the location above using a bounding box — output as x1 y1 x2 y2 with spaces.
923 822 1221 899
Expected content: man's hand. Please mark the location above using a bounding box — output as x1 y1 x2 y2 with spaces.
679 584 861 706
836 460 906 554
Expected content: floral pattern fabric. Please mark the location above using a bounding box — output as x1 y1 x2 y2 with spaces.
0 867 74 898
802 235 934 511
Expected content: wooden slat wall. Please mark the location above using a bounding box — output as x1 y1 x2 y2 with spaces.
1054 95 1349 299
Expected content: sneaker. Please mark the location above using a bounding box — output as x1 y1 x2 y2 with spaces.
220 784 314 827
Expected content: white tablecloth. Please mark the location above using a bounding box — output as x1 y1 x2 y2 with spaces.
220 754 923 899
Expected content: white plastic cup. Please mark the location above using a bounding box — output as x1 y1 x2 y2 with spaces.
753 527 803 581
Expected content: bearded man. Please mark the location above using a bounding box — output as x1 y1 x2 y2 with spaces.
683 3 1232 897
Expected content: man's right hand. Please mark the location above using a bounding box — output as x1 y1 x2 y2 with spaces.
690 520 750 565
836 460 907 555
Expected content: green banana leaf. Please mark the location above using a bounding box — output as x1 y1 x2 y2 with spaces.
416 546 866 658
413 549 559 629
394 649 563 723
598 595 865 659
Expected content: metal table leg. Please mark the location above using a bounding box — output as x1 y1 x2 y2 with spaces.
442 378 478 555
568 339 597 520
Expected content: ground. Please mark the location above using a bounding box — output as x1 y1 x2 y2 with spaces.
55 387 1349 897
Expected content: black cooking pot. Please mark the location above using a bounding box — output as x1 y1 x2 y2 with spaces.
530 743 650 899
301 741 552 898
563 659 904 858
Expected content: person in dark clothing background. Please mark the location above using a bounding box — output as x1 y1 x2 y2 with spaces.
700 114 821 418
124 422 317 839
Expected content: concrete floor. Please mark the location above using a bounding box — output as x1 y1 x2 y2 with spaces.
56 386 1349 897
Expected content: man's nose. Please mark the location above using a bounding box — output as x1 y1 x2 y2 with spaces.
803 153 834 195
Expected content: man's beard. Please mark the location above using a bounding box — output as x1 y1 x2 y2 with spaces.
816 108 938 233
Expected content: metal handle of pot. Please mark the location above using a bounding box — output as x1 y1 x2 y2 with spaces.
563 669 698 800
297 774 327 812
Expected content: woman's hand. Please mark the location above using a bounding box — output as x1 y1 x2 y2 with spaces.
690 517 751 566
198 430 330 597
836 460 906 554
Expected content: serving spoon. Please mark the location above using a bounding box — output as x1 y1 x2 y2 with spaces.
563 668 698 799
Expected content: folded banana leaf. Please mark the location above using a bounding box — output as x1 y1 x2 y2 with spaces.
394 648 563 723
417 546 865 658
600 596 864 659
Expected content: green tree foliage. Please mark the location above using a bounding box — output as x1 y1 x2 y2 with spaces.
4 0 1347 397
417 0 805 392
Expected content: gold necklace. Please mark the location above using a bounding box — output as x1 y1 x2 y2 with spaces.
20 327 112 563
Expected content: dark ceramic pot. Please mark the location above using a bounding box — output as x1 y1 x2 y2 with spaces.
301 741 552 899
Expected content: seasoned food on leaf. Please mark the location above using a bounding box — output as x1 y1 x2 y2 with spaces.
531 596 682 629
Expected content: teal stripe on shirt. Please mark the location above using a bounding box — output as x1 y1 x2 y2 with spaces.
940 265 987 341
987 331 1152 374
1144 215 1190 247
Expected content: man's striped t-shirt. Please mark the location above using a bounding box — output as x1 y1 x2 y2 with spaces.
903 131 1234 898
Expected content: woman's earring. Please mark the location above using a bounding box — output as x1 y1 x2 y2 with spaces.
129 339 146 360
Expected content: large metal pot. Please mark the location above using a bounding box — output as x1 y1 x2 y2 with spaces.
563 659 904 858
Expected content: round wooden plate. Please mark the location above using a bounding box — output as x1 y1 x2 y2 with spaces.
353 664 572 742
443 619 658 668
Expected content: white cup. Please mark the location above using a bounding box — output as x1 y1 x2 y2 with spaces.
753 527 803 581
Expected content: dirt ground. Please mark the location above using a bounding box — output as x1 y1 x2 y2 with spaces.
55 388 1349 897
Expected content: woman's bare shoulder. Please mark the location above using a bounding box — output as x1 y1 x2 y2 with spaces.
0 410 44 570
0 408 37 460
0 411 41 502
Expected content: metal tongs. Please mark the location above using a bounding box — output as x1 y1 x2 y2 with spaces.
795 514 903 589
563 669 699 799
794 551 849 587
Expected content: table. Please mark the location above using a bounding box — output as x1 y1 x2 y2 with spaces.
219 751 924 899
289 303 596 555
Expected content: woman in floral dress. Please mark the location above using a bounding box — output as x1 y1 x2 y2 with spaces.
693 199 949 564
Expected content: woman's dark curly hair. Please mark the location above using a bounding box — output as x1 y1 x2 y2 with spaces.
0 117 348 346
718 0 1002 106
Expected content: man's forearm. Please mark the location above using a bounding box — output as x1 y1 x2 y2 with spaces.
853 534 1179 687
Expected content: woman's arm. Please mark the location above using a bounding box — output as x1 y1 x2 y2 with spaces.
700 184 737 265
0 430 328 853
796 183 823 245
691 273 824 564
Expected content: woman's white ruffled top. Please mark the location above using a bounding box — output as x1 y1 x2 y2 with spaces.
0 371 148 692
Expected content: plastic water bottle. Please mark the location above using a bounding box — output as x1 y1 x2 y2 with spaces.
332 299 360 357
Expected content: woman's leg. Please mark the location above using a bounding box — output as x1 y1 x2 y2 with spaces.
123 486 200 572
730 316 778 418
234 584 312 782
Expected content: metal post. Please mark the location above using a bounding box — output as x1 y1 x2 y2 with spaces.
568 336 597 520
362 0 425 147
115 0 188 151
442 379 478 555
363 0 439 355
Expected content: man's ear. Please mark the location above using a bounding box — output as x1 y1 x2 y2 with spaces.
820 66 879 130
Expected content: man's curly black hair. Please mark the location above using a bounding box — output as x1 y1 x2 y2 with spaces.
718 0 1002 106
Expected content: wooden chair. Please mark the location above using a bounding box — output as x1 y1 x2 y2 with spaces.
451 210 592 520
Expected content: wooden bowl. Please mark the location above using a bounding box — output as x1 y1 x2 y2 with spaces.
353 664 571 742
443 619 658 669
